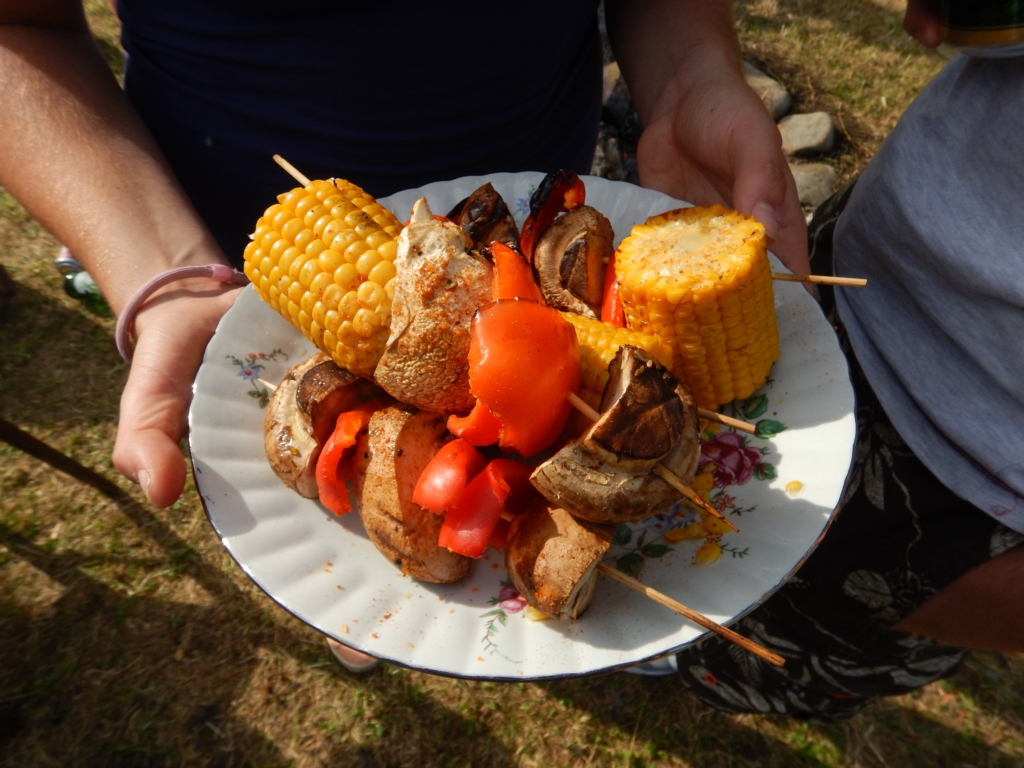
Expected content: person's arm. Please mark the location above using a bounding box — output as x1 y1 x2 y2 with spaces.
0 0 239 506
604 0 809 275
892 544 1024 652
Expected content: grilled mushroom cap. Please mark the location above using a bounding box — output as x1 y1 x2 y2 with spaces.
264 353 390 498
505 506 613 620
296 358 385 444
529 346 700 523
373 198 494 414
532 206 613 318
446 183 520 250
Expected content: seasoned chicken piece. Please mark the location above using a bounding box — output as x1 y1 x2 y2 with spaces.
264 353 385 498
374 198 494 414
505 506 613 620
352 405 469 583
530 346 701 523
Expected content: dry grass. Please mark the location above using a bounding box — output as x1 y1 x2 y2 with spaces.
1 2 1022 767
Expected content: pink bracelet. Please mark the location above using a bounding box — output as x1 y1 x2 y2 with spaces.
115 264 249 363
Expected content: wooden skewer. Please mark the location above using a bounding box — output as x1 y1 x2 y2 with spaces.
264 157 772 664
698 408 755 435
270 155 739 527
595 562 784 666
263 379 776 666
567 392 738 533
274 154 310 186
772 273 867 287
272 153 864 294
495 507 782 666
265 372 737 532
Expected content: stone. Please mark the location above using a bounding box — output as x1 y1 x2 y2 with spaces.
603 62 633 127
591 123 625 181
789 163 837 207
779 112 835 156
743 62 792 121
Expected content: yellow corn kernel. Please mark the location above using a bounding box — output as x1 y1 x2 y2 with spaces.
243 178 401 377
614 205 779 410
559 312 674 410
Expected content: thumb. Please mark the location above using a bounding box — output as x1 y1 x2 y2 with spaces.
111 285 240 507
729 124 810 276
112 348 193 508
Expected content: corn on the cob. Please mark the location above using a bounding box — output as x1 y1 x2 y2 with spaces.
614 205 779 410
243 178 402 377
560 312 674 410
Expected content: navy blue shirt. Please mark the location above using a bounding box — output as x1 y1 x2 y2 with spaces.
118 0 603 262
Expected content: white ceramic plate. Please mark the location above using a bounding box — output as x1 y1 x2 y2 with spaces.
189 172 855 680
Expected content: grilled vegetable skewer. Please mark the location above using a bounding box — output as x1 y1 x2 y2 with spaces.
562 392 738 533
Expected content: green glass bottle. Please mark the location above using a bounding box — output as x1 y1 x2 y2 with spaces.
64 269 110 315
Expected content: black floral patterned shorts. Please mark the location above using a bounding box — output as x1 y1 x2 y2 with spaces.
674 184 1024 721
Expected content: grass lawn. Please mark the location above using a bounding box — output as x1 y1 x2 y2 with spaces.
2 2 1022 766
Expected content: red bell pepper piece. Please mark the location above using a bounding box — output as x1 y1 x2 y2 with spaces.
519 169 586 260
600 250 625 327
315 402 383 515
468 299 580 457
437 458 537 558
412 438 488 513
489 242 543 302
486 458 542 515
447 400 502 447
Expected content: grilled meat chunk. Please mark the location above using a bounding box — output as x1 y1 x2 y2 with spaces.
352 405 469 583
505 506 613 620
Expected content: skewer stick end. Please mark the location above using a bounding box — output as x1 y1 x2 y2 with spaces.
273 154 311 188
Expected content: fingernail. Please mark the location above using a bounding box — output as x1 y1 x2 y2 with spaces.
752 202 779 242
138 469 151 501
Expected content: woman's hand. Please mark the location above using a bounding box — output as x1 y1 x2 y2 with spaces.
113 285 242 507
605 0 809 276
903 0 943 48
636 66 809 275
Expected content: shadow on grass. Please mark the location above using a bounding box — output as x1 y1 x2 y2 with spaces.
0 280 126 428
0 452 522 767
536 664 1023 768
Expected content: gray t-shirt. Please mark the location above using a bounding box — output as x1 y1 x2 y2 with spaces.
834 52 1024 532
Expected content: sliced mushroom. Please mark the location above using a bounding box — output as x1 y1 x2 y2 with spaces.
374 198 493 414
505 506 613 620
529 346 700 524
352 405 470 583
532 206 613 318
262 354 389 499
446 183 520 251
296 357 388 444
264 353 389 498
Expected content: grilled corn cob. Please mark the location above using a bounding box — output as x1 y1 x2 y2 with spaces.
614 205 779 409
243 178 402 377
560 312 674 410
